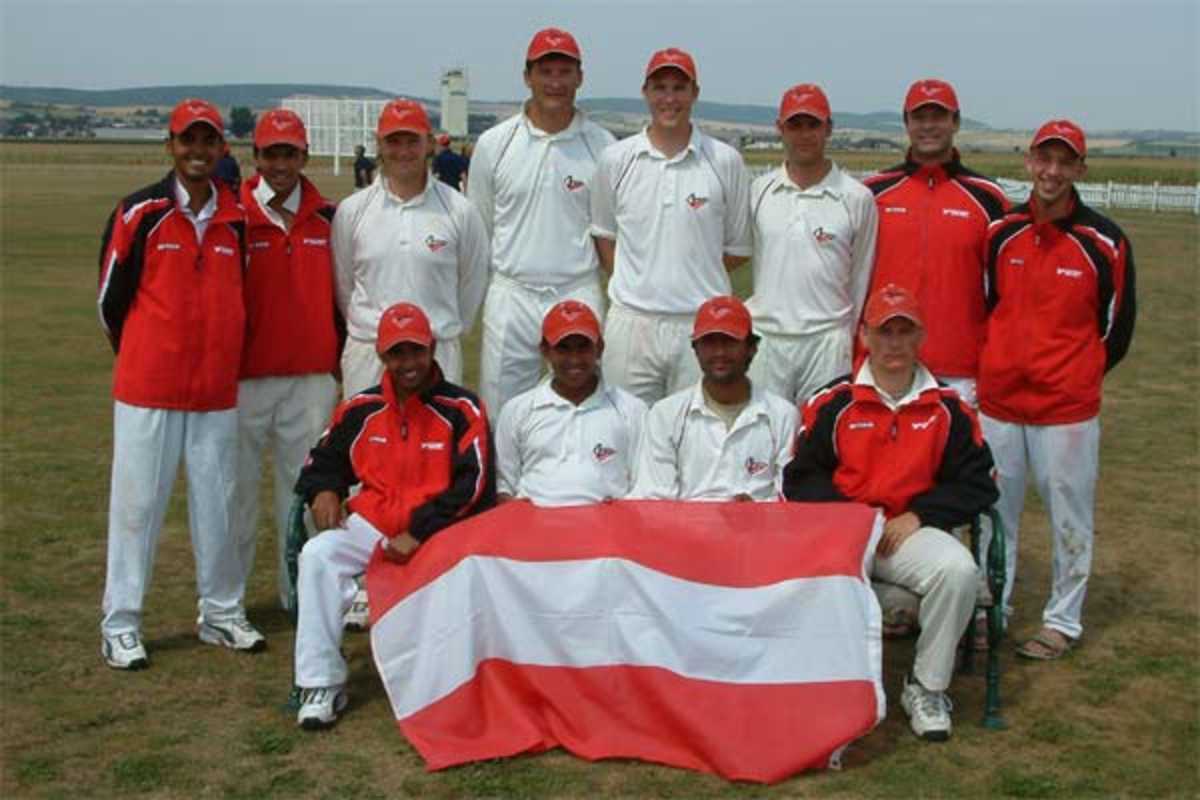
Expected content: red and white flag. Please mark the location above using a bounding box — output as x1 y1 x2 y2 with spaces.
367 500 884 784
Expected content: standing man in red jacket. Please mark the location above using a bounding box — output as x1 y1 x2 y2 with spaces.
292 302 496 728
234 109 342 613
97 99 264 670
978 120 1136 660
863 79 1009 406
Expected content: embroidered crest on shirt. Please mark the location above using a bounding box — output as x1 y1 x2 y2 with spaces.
744 456 768 476
425 234 449 252
564 175 585 192
593 443 617 463
813 226 837 244
686 193 709 210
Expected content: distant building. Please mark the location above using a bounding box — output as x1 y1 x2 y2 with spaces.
440 68 469 138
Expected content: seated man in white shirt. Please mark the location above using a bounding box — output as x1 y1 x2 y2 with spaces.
630 295 796 501
496 300 647 506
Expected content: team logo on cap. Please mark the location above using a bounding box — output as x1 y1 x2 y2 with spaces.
745 456 768 476
918 83 940 97
593 443 617 464
686 193 708 210
813 227 836 244
564 175 585 191
425 234 448 252
544 32 567 46
187 101 210 114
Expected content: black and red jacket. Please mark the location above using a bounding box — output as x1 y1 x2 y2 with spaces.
98 171 246 411
239 174 344 379
783 366 998 529
296 365 496 540
863 151 1009 378
978 189 1136 425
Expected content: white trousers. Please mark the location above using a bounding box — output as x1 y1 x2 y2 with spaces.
479 273 606 418
601 303 701 406
101 402 243 636
980 414 1098 639
748 327 853 406
233 374 339 609
341 336 463 398
294 513 384 687
872 526 978 692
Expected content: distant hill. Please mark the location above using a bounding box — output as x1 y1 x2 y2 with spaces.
0 84 403 109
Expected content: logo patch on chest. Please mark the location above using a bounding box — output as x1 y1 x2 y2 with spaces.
368 435 388 444
420 441 445 451
848 421 874 430
1009 257 1024 266
812 226 837 244
686 193 709 210
1056 267 1083 279
593 443 617 463
249 240 271 249
883 206 908 214
563 175 585 192
156 242 182 251
212 245 236 257
910 414 938 431
942 208 970 219
302 237 328 246
424 234 449 252
745 456 769 476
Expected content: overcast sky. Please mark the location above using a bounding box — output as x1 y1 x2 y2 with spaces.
2 0 1196 131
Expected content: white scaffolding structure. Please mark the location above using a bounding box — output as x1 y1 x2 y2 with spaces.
282 96 419 175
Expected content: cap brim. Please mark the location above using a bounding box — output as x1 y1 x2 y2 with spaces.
1032 135 1083 156
546 328 600 346
906 100 956 113
646 64 695 82
377 335 433 353
173 118 224 136
692 325 751 342
867 311 923 328
528 48 581 62
780 108 829 123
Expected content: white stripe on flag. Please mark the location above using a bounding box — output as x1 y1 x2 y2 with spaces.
373 556 882 720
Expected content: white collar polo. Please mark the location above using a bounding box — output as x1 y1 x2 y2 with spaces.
253 177 301 231
174 176 217 241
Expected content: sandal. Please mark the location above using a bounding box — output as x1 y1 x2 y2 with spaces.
1016 628 1074 660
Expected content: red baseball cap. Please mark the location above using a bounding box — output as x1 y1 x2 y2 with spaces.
436 133 451 147
645 47 697 83
903 79 959 113
778 83 831 123
542 300 601 346
864 284 924 328
377 99 431 138
692 295 753 341
376 302 434 353
169 98 224 136
254 108 308 150
526 27 581 62
1031 119 1087 158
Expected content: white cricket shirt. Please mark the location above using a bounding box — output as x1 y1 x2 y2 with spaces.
332 175 490 343
630 381 797 502
590 127 752 314
746 163 878 336
469 109 616 288
174 177 217 241
496 378 648 506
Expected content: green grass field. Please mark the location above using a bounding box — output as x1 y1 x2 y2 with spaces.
1 142 1197 798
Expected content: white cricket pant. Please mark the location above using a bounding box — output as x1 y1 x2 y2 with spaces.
872 526 978 692
980 414 1098 639
294 513 384 687
749 327 853 406
233 374 339 609
340 336 463 398
479 273 606 418
937 376 977 409
601 303 701 406
101 402 243 637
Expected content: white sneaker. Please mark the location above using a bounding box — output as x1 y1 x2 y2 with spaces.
344 585 370 631
900 674 953 741
197 616 266 652
102 631 149 670
297 685 348 729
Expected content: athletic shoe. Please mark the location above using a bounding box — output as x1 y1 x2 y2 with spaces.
297 685 348 729
900 674 953 741
197 616 266 652
102 631 149 670
344 583 370 631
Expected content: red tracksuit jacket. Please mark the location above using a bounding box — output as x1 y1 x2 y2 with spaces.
783 369 998 529
864 152 1009 378
98 171 245 411
978 190 1136 425
295 365 496 540
239 174 343 379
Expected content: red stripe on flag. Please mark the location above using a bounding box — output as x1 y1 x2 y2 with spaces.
399 660 878 783
368 500 876 624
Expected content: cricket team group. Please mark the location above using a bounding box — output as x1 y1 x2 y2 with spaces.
95 27 1136 745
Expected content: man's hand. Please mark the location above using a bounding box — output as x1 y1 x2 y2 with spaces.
732 493 754 502
311 491 346 531
877 511 921 558
382 532 422 563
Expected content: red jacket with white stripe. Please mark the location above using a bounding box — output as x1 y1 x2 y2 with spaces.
295 365 497 540
239 174 343 379
98 172 245 411
978 190 1136 424
864 152 1009 378
782 366 998 529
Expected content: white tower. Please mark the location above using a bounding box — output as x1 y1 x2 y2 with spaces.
440 67 469 137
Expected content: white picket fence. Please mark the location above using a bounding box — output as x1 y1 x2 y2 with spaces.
746 165 1200 215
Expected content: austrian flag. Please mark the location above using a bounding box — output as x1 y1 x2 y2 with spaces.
368 501 885 783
